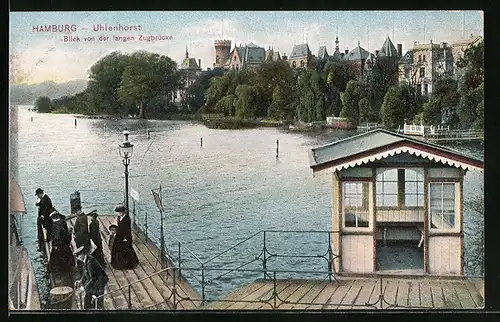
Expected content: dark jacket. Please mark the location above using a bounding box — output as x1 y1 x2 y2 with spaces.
110 214 139 270
36 194 53 219
48 216 75 273
89 217 106 267
74 214 90 249
81 255 108 294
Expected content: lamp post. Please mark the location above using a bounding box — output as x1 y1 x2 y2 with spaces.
119 129 134 216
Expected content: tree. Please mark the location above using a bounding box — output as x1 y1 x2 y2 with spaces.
381 84 419 129
340 80 363 125
117 51 180 118
422 77 460 126
87 51 132 115
457 82 483 129
234 85 256 119
35 96 51 113
323 59 354 92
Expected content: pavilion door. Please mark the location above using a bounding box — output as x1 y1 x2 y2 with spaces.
339 181 375 274
426 181 462 275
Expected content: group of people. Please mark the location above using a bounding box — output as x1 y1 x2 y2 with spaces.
35 188 140 309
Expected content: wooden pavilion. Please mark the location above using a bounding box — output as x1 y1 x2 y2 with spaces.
308 129 483 275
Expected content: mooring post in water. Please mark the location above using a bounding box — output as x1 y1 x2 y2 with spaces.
74 118 77 128
200 137 203 147
31 116 33 122
276 139 279 159
147 129 150 139
104 123 106 132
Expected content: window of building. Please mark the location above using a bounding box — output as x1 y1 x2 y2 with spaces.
236 64 239 70
404 168 424 207
423 54 426 62
376 168 425 208
418 55 421 62
424 83 429 96
292 61 296 68
376 169 399 207
343 182 370 228
232 65 235 69
216 56 220 64
420 67 425 78
429 183 456 229
300 60 305 68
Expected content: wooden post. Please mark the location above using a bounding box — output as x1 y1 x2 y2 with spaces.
276 140 279 159
147 129 150 139
200 137 203 147
423 167 429 274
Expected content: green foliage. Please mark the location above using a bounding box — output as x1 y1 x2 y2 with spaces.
457 83 483 129
340 80 363 125
422 77 460 126
35 96 52 113
234 84 256 119
382 83 419 129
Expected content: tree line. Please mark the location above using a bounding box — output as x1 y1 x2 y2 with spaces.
35 40 483 129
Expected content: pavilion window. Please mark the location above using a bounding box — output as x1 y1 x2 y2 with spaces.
343 182 370 228
404 168 424 207
376 169 398 207
429 183 456 229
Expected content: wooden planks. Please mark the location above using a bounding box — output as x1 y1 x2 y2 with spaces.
200 276 484 310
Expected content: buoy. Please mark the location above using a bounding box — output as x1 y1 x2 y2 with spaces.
50 286 74 309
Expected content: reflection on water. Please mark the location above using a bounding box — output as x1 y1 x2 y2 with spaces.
12 105 484 305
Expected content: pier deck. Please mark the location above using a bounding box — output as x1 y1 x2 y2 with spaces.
46 215 201 310
203 276 484 310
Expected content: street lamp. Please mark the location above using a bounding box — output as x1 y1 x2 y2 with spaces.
119 129 134 216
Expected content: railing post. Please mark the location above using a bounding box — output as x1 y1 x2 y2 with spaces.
145 211 148 239
201 264 206 305
173 267 177 309
263 231 267 280
328 232 333 282
128 285 132 309
273 271 277 309
178 242 182 276
93 295 98 309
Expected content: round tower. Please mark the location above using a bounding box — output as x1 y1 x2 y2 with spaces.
214 39 232 68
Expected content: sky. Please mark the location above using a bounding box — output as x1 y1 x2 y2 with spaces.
9 11 483 85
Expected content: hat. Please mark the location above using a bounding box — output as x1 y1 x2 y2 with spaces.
108 224 118 230
75 209 86 216
73 245 86 255
89 211 99 217
114 204 126 213
35 188 43 195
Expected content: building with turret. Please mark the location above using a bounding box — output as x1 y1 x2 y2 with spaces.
288 43 313 69
398 40 454 96
265 46 282 62
222 42 266 70
344 41 371 79
213 39 232 69
178 46 202 110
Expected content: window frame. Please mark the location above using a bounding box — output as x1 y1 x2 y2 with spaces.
375 168 425 210
342 181 371 230
428 182 459 232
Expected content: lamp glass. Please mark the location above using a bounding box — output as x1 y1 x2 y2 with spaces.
119 143 134 158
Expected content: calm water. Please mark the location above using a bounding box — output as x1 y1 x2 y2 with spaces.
10 105 484 307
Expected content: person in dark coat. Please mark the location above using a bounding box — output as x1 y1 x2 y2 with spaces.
35 188 53 243
89 212 106 267
73 210 91 249
47 209 75 273
110 204 139 270
108 224 117 251
74 245 109 309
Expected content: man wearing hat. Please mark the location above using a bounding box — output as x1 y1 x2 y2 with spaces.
47 209 75 273
110 204 139 270
89 212 106 267
74 245 109 309
73 209 91 249
35 188 53 244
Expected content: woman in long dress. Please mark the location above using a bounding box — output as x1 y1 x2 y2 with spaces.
110 205 139 270
47 210 75 273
